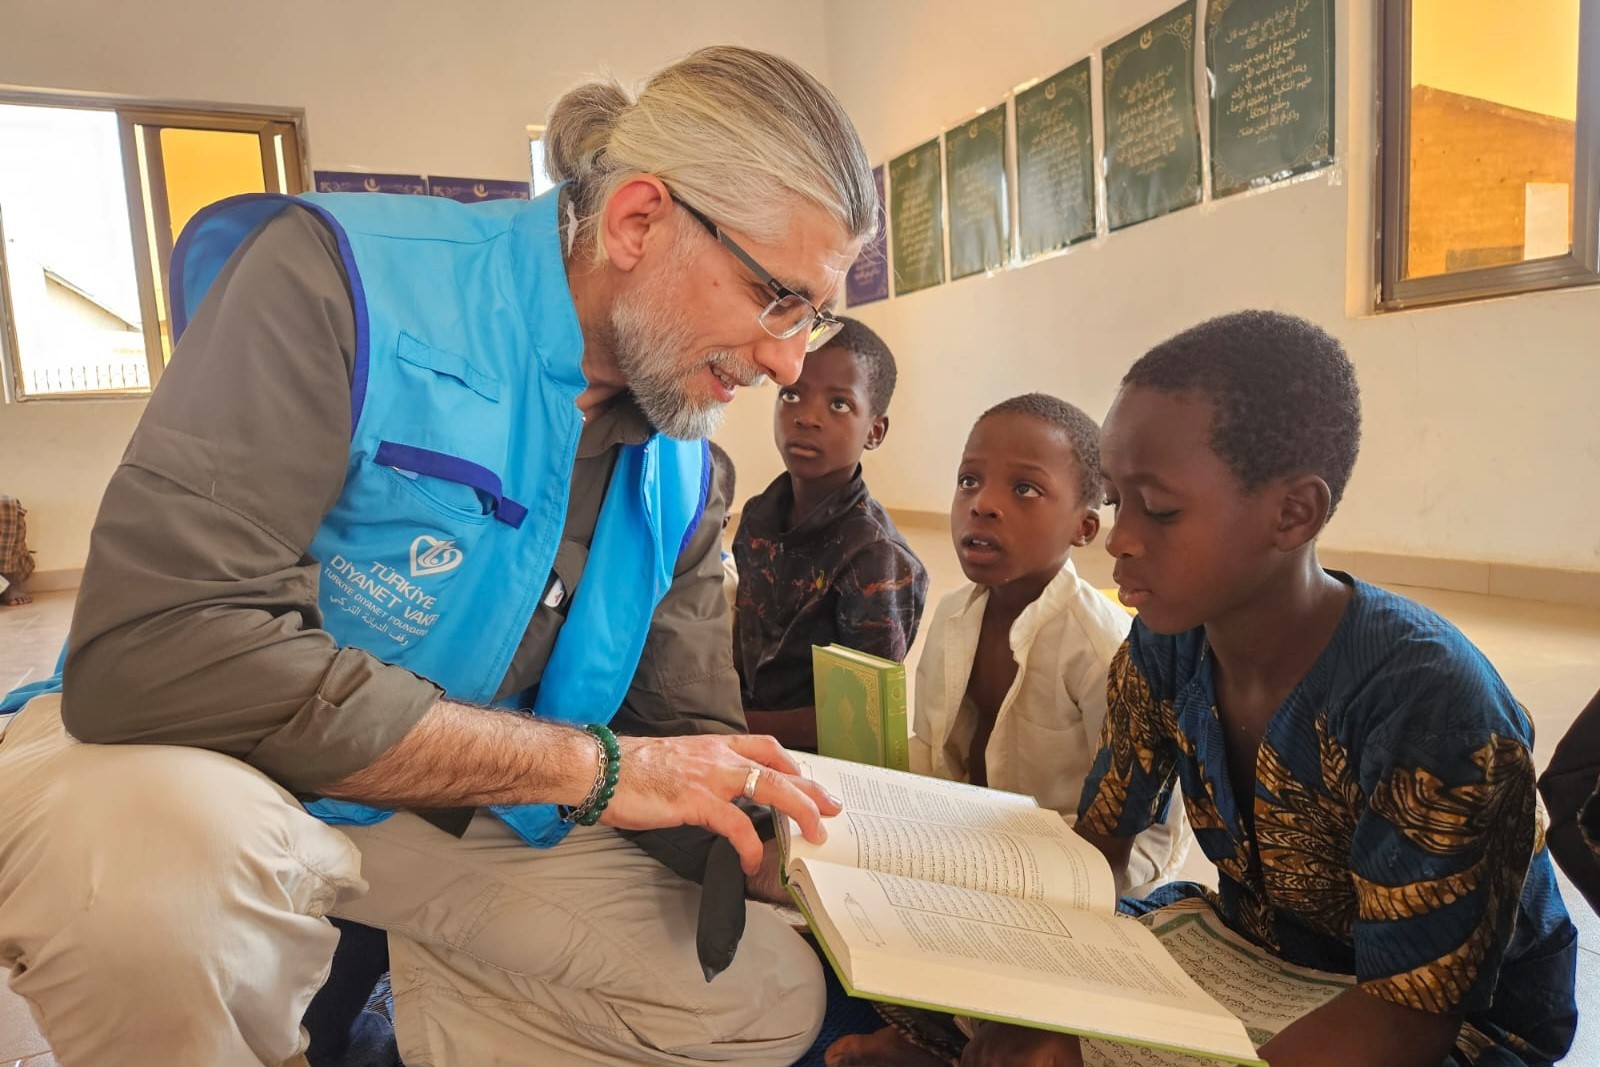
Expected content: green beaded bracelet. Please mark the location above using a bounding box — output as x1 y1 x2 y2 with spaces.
577 722 620 826
561 723 621 826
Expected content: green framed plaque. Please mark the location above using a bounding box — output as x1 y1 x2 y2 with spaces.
945 104 1010 280
1016 59 1097 258
889 138 945 295
1102 1 1202 230
1208 0 1334 197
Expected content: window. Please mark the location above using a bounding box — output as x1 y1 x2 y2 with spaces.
1379 0 1600 309
0 92 306 400
527 125 557 198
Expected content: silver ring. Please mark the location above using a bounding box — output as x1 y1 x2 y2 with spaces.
741 766 762 800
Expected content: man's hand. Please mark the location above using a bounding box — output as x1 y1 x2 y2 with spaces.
599 733 840 875
324 705 841 876
961 1023 1083 1067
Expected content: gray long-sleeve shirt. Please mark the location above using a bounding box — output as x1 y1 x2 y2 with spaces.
60 205 743 825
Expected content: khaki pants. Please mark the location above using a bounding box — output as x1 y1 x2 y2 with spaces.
0 696 824 1067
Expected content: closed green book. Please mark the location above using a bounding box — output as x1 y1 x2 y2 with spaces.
810 644 908 770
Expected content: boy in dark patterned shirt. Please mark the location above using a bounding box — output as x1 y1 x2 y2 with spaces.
733 318 928 749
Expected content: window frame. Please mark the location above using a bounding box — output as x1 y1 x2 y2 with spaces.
1377 0 1600 310
0 86 309 402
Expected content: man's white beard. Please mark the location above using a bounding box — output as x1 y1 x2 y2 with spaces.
607 229 769 440
609 287 729 441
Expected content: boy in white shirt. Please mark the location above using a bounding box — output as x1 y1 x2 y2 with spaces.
912 393 1187 893
827 394 1191 1067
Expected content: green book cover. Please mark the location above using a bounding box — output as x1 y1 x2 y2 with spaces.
811 644 908 770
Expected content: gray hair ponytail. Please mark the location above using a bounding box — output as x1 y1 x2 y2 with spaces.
545 46 875 259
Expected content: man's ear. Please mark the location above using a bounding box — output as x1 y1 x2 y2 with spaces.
863 414 889 451
1073 506 1101 547
1274 474 1332 552
599 176 674 273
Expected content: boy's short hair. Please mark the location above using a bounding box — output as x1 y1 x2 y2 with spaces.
978 393 1103 506
707 441 736 507
822 317 898 417
1124 310 1361 513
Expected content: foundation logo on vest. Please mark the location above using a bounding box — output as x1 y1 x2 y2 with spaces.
410 535 464 578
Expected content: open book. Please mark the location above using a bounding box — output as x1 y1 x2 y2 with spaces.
1079 898 1352 1065
777 755 1340 1066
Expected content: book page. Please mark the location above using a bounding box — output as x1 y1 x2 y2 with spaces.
793 862 1261 1066
1081 900 1353 1066
783 754 1116 913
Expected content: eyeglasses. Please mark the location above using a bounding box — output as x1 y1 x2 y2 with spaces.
669 189 844 353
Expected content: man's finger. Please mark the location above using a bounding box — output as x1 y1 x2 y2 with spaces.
749 767 840 819
695 797 765 874
727 733 802 775
793 775 843 816
726 735 843 812
752 770 830 844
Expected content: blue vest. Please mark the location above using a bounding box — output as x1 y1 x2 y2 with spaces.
4 189 709 850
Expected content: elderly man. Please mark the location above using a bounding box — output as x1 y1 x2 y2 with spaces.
0 46 875 1067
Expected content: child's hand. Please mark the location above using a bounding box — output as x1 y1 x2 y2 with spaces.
961 1023 1084 1067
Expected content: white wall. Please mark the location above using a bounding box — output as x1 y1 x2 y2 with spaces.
5 0 1599 574
823 0 1600 572
0 0 827 572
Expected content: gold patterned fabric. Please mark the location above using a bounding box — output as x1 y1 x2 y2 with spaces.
0 495 33 582
1078 576 1578 1065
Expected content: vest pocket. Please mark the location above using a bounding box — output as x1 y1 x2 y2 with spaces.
379 333 516 524
375 442 527 527
387 334 511 470
316 451 493 648
396 331 502 401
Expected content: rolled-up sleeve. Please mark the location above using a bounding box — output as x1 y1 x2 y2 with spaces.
61 206 440 793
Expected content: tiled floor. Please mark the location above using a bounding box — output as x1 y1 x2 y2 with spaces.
2 543 1597 1063
0 589 71 701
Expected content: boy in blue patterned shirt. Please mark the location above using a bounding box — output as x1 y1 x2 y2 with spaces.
949 312 1578 1067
